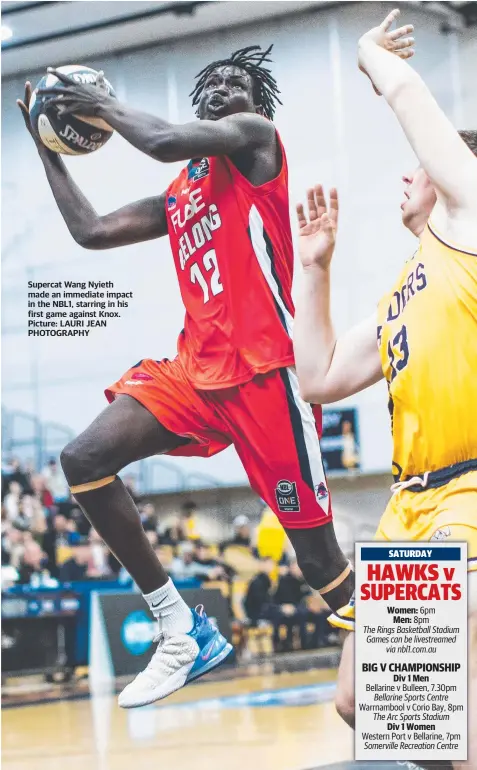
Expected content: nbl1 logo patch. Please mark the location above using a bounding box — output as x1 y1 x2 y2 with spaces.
275 480 300 513
187 157 210 182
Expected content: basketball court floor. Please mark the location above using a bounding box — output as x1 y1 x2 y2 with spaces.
3 667 356 770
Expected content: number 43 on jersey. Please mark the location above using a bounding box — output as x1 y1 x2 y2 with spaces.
387 324 410 381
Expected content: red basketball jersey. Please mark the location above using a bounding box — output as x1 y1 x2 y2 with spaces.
165 135 295 390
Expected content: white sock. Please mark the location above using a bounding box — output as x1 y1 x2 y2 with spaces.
143 578 193 634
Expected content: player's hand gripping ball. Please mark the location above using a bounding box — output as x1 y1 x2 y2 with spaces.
29 65 115 155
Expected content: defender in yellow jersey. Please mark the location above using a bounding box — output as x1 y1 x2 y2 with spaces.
377 224 477 481
376 226 477 582
293 9 477 767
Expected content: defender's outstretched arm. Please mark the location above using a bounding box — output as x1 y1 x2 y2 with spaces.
293 186 383 405
359 9 477 209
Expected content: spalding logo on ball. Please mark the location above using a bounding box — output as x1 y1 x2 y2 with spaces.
29 65 115 155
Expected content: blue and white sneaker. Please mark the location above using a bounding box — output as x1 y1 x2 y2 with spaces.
118 606 233 709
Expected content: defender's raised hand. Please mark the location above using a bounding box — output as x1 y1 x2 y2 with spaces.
359 9 415 94
360 9 414 57
296 185 339 270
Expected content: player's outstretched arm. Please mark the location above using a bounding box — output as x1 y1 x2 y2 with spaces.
17 82 168 249
38 69 275 162
358 9 477 210
294 185 383 404
100 108 274 162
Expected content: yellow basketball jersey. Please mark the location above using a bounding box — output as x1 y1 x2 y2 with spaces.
377 222 477 481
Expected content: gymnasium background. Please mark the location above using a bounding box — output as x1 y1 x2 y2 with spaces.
1 3 476 770
3 0 475 537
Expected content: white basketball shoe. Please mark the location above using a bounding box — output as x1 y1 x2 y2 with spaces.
118 606 233 709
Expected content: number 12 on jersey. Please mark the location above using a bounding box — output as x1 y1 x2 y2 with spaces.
190 248 224 303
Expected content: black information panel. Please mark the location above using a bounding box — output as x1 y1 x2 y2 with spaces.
2 617 63 674
1 593 79 675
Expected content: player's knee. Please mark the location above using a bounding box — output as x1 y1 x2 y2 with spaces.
60 440 87 485
60 438 113 486
335 685 355 728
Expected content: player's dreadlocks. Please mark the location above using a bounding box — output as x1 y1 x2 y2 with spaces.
190 44 282 121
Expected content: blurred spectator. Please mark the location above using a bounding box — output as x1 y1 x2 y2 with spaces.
88 529 114 578
305 591 334 649
220 515 252 553
169 541 196 580
194 542 217 568
193 542 229 581
155 544 174 571
268 561 331 651
3 481 22 521
41 458 69 504
58 543 92 582
180 500 200 540
70 506 91 537
268 561 311 651
341 419 359 470
24 459 36 477
42 513 81 578
10 494 30 531
194 542 233 581
274 561 310 604
17 540 51 585
243 558 273 625
1 522 27 569
16 494 47 536
1 507 11 565
56 514 80 545
1 458 32 499
169 542 213 581
141 502 158 532
161 516 186 548
1 564 20 590
30 474 54 511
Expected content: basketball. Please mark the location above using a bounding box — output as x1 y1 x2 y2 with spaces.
29 65 115 155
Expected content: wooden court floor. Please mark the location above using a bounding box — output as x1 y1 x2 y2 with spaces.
2 669 353 770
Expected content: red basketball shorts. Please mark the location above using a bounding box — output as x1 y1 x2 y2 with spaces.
106 357 332 529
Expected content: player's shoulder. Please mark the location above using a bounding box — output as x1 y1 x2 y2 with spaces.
427 203 477 259
223 112 276 140
225 112 273 127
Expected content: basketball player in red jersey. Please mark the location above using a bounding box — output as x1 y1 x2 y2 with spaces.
18 46 353 707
